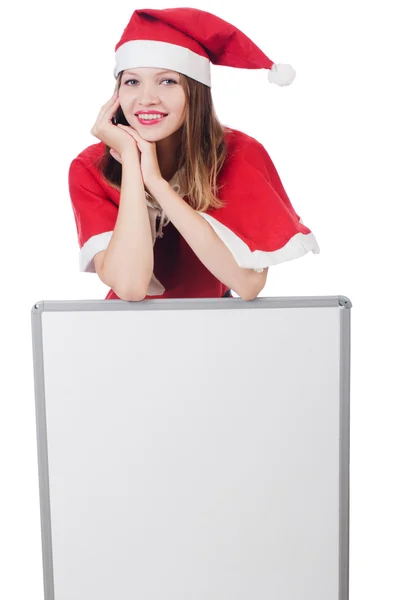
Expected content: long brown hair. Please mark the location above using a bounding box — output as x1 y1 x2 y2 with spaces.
96 71 231 211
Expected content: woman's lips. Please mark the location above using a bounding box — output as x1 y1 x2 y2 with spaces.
135 114 168 126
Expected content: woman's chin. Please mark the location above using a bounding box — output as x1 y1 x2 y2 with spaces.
140 129 174 142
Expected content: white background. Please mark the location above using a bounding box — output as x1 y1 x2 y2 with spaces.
1 0 395 598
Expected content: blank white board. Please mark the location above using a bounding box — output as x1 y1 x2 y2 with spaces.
31 295 351 600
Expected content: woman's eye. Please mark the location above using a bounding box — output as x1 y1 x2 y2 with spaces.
124 78 177 86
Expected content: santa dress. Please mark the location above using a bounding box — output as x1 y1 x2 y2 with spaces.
68 127 320 300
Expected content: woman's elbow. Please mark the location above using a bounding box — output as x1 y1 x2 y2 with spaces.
115 284 147 302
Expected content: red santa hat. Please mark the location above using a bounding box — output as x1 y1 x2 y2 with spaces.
114 7 296 87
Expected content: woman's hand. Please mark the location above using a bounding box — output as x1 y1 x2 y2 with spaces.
113 125 164 190
90 93 139 164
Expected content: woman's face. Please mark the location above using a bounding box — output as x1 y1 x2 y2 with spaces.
118 67 187 141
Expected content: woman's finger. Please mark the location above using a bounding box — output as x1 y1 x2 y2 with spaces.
104 95 120 119
116 124 138 138
91 96 119 134
117 124 143 141
117 125 145 151
117 124 136 137
104 92 119 107
95 94 120 124
90 96 122 140
117 124 134 132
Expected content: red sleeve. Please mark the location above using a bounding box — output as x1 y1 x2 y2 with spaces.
68 157 118 272
198 137 320 270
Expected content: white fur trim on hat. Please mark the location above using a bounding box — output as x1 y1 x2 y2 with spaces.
114 40 212 86
268 63 296 86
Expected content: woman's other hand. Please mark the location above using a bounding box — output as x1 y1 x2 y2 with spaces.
115 125 164 190
90 93 139 164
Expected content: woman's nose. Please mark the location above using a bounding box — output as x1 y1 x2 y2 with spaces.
137 84 159 105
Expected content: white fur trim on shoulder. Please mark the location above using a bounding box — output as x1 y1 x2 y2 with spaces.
80 230 165 296
80 231 113 272
198 213 320 269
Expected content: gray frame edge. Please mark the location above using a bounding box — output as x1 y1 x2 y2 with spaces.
339 303 351 599
32 295 352 313
31 304 55 600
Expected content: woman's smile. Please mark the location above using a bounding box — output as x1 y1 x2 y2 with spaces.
135 113 168 126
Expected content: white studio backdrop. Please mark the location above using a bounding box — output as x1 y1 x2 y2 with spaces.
0 0 396 598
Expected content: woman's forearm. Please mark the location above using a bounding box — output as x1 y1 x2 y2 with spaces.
102 150 154 298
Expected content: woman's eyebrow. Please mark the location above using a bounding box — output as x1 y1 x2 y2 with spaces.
122 70 178 76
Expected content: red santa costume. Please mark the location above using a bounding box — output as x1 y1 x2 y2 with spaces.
68 7 320 300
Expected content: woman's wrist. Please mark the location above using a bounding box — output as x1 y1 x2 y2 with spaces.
120 147 140 165
146 177 168 196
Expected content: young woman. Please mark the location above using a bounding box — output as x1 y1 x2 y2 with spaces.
68 7 320 302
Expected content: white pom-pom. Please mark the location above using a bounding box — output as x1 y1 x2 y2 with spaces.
268 63 296 86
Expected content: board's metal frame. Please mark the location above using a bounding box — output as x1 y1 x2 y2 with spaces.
31 295 351 600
